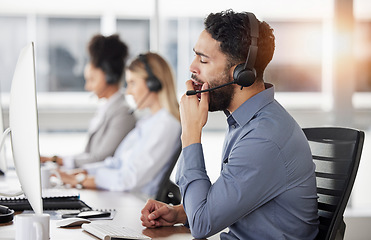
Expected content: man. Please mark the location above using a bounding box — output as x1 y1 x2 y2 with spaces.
141 10 319 240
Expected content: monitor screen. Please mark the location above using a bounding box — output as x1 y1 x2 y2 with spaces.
8 42 43 214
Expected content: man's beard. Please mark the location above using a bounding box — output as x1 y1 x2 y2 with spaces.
208 68 234 112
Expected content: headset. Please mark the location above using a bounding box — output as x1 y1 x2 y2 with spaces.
232 12 259 88
101 61 121 85
138 54 162 92
0 205 14 224
127 54 162 114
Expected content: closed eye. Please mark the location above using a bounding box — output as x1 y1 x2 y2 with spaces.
193 48 209 64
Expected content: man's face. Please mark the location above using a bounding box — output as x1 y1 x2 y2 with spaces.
190 30 234 112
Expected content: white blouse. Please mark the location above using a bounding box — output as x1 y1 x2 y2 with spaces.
83 108 181 197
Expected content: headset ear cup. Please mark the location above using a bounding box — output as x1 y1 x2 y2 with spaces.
101 61 119 85
105 73 116 84
146 76 162 92
233 63 245 82
233 64 256 87
238 70 256 87
138 54 162 92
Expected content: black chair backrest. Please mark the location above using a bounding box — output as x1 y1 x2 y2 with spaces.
155 142 182 205
303 127 364 240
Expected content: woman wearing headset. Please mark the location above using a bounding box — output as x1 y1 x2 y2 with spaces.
41 34 136 169
59 53 181 197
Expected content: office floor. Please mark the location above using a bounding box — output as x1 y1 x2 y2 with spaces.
2 129 370 239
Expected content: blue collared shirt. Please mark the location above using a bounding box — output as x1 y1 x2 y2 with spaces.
176 84 319 239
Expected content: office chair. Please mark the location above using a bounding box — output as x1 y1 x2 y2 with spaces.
155 143 182 205
302 127 365 240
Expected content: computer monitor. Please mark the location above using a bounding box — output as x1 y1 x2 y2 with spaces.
0 42 43 214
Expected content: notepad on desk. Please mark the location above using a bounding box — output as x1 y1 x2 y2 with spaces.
0 188 92 211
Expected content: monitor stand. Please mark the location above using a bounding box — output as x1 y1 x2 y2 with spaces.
0 128 10 175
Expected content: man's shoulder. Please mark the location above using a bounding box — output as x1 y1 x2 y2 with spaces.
242 103 303 146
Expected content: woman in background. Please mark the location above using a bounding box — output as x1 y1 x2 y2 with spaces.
59 52 181 197
41 34 136 169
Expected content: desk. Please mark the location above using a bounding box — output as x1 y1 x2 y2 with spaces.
0 172 221 240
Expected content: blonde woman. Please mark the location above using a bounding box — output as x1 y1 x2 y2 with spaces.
59 53 181 197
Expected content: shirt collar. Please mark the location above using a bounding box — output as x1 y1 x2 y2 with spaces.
226 83 275 127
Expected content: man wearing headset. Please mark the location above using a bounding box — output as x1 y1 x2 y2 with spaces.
141 10 319 240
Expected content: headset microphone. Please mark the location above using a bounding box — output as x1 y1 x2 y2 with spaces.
186 81 236 96
128 91 151 115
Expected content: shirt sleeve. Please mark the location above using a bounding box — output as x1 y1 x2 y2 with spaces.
176 137 287 239
82 161 107 175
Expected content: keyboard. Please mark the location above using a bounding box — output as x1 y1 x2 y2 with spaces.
82 223 151 240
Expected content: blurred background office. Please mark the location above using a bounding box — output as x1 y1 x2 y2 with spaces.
0 0 370 238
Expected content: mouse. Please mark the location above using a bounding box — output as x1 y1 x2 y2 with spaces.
56 217 91 228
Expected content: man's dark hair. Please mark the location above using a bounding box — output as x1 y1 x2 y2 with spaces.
204 9 275 79
88 34 129 82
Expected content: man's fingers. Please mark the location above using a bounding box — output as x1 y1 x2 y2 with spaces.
199 82 210 108
141 214 155 227
185 79 194 91
140 199 159 227
148 205 170 221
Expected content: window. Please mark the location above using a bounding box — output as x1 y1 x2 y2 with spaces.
36 17 100 92
266 21 323 92
0 16 27 93
117 19 150 60
355 21 371 92
0 0 370 106
159 18 204 94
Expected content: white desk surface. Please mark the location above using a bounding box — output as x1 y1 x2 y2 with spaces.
0 171 221 240
2 170 371 240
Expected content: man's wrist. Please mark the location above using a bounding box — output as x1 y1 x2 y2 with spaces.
174 205 187 225
181 130 201 148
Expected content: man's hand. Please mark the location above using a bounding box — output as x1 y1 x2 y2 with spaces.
140 199 186 228
180 80 210 147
